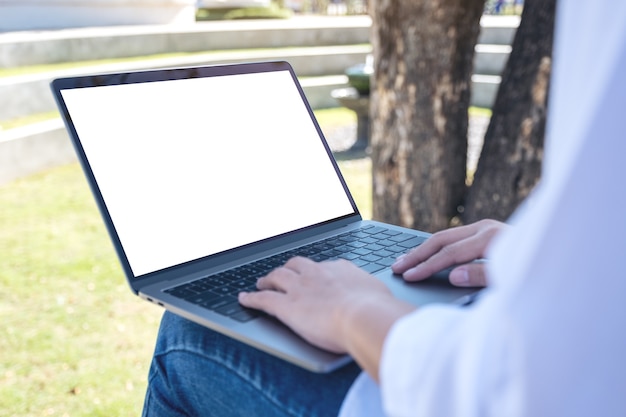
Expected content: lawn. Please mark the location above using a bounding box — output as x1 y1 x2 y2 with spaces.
0 109 370 417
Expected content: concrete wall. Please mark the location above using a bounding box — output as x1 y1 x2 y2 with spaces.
0 119 75 184
0 0 196 31
0 16 372 67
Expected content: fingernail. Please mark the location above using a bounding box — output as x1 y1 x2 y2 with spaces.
392 254 406 267
450 268 469 285
402 265 421 280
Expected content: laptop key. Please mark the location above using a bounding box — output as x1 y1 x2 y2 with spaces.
214 301 247 317
346 241 367 248
360 253 382 263
376 249 396 258
377 239 399 247
362 226 388 234
389 233 415 243
382 229 402 236
386 245 409 254
361 263 386 274
231 280 252 290
202 295 237 310
164 287 196 299
213 300 262 322
338 252 360 261
351 247 372 256
376 257 397 267
364 243 384 252
351 258 369 267
188 291 223 305
230 309 262 323
398 236 427 249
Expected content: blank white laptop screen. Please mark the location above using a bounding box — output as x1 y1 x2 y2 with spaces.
60 70 355 277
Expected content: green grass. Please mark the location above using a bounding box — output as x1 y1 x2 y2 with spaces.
0 164 164 417
196 3 293 20
0 110 370 417
468 106 492 118
314 106 355 128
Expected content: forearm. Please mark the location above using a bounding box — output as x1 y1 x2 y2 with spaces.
339 294 416 382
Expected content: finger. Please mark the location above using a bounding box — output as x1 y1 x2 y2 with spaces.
240 290 345 354
256 266 300 292
283 255 315 271
400 254 456 281
238 290 283 317
397 224 499 282
448 263 488 287
436 232 493 264
398 239 475 281
392 225 480 274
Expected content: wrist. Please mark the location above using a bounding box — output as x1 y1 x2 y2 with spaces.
336 292 416 380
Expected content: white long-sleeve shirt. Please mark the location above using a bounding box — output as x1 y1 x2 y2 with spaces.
339 2 626 416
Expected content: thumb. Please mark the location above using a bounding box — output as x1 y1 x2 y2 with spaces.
449 264 488 287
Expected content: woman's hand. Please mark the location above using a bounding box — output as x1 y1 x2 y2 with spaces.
391 219 508 287
239 256 415 381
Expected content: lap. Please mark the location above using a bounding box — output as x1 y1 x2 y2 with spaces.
142 311 361 417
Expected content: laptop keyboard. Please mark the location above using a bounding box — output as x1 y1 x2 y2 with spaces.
163 225 426 322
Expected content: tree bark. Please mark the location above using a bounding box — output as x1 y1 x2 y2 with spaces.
463 0 556 223
370 0 484 232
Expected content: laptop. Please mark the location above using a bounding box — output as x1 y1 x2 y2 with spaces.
50 61 478 373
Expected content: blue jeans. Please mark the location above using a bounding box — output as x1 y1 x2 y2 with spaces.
142 312 361 417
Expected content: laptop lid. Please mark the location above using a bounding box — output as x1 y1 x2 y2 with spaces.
51 61 361 293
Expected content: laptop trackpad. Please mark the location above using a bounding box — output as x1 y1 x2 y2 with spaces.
375 269 479 306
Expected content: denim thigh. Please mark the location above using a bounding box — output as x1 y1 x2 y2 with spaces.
142 311 361 417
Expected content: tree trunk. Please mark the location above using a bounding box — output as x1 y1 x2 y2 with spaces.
463 0 556 223
370 0 484 232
